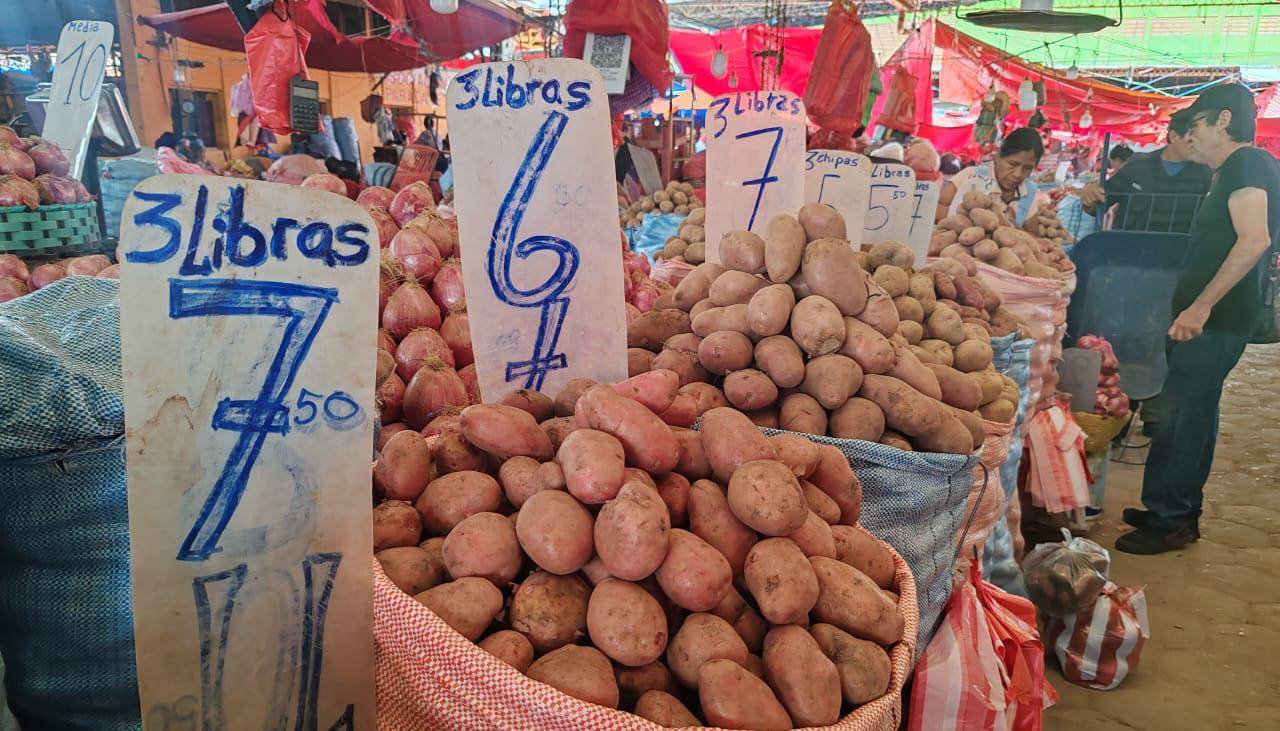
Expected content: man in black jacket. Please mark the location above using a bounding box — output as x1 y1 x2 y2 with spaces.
1081 111 1212 233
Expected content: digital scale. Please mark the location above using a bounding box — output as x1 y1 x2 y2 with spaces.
290 76 321 133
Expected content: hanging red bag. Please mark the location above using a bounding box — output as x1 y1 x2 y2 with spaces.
244 1 312 135
803 0 875 134
878 66 919 134
562 0 672 93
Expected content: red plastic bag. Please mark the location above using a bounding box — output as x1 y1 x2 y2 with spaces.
244 4 311 135
878 66 919 134
1046 583 1149 690
909 562 1057 731
563 0 672 93
803 1 875 134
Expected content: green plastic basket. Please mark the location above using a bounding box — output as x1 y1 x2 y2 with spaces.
0 201 104 255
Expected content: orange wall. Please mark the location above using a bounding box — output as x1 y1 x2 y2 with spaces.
117 0 446 163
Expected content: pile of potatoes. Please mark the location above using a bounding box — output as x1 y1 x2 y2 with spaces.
1032 206 1074 249
654 207 708 265
373 376 906 728
621 180 704 229
930 190 1071 280
625 203 1019 454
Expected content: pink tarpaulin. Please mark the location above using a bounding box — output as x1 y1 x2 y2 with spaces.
668 24 822 98
140 0 523 72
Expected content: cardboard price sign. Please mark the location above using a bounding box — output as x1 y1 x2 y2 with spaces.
862 163 916 246
705 91 806 263
44 20 113 178
119 176 376 731
447 59 628 402
804 149 872 245
906 180 942 260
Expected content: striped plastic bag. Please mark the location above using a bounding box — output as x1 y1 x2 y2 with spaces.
1046 583 1149 690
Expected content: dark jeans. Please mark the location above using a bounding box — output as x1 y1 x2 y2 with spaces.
1140 329 1251 530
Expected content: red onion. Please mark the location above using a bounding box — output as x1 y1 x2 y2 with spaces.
73 178 92 202
378 372 406 424
64 256 104 276
377 328 397 355
389 181 436 226
33 174 79 204
0 253 29 283
429 258 465 312
375 422 410 453
1099 373 1120 389
388 227 442 283
1076 335 1101 350
395 327 455 382
421 409 462 438
357 186 395 212
300 172 346 195
368 206 400 248
0 175 39 210
439 307 473 367
458 363 480 405
29 262 66 289
0 145 34 180
623 251 651 278
630 279 660 313
381 281 441 340
0 126 19 148
97 264 120 279
0 276 29 303
402 358 468 429
379 261 403 316
28 143 69 177
403 211 454 259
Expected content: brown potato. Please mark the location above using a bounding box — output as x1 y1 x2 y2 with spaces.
893 295 925 325
680 382 730 415
516 490 594 574
616 661 676 706
554 378 598 416
830 525 895 588
879 430 913 450
909 344 938 364
954 339 994 372
374 499 423 550
698 330 755 375
496 388 555 423
498 456 553 507
698 660 793 730
624 467 658 489
635 690 701 726
787 510 837 559
807 447 861 526
778 392 828 435
743 538 820 626
925 363 983 411
971 370 1005 405
443 512 522 587
376 546 443 595
918 338 955 367
958 225 986 246
595 482 672 581
949 404 986 448
629 309 693 352
911 407 975 454
628 347 655 377
828 396 886 442
747 283 797 337
724 369 779 411
867 240 915 271
718 230 767 274
979 398 1016 422
587 579 669 667
762 625 842 726
478 630 534 673
799 353 863 411
801 238 870 316
692 303 751 337
754 335 806 389
710 269 768 307
664 332 704 355
650 348 709 388
416 472 501 536
937 213 973 233
809 556 904 646
698 407 776 483
689 479 758 577
510 570 591 652
888 342 943 401
413 577 502 641
858 375 944 438
872 265 910 298
803 482 842 525
791 295 846 356
797 202 847 241
810 623 892 705
727 460 808 536
526 645 620 708
765 214 806 283
767 433 820 479
655 529 733 612
667 612 749 688
689 297 715 320
927 306 966 346
898 320 924 345
839 316 897 374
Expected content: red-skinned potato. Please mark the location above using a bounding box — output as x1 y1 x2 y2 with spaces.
587 579 669 667
554 378 597 417
655 471 693 526
577 386 680 475
594 482 672 581
628 309 693 353
650 348 709 387
778 392 828 435
666 612 749 688
790 295 846 356
801 353 863 410
810 623 892 705
442 511 522 587
724 369 779 411
376 545 442 595
809 446 861 525
698 407 776 483
495 388 554 422
828 396 886 442
747 283 797 337
858 374 945 438
415 472 501 536
755 335 806 389
498 456 551 508
516 490 594 574
526 645 620 708
460 404 554 460
727 460 808 536
655 529 733 612
698 659 793 730
680 382 730 415
610 369 680 413
671 429 712 481
616 662 677 706
373 430 433 502
762 625 842 727
839 316 897 374
698 330 755 375
509 570 590 652
689 479 758 577
830 525 896 589
658 392 698 428
718 230 767 274
888 343 943 401
809 556 904 646
557 428 626 504
709 269 768 306
803 482 842 525
541 417 581 452
787 510 837 559
744 538 820 624
413 577 502 641
478 630 534 673
801 237 869 316
765 213 806 283
635 690 702 727
673 263 727 311
767 433 819 478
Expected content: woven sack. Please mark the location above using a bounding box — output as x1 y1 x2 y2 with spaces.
0 278 139 731
373 541 918 731
957 419 1013 563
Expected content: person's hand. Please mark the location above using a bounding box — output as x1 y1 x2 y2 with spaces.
1169 304 1210 341
1079 182 1106 206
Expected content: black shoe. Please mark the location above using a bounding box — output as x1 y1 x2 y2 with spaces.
1122 508 1200 539
1115 525 1198 555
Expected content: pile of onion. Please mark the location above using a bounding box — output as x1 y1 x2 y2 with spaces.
0 126 21 148
368 206 400 248
356 186 395 212
0 175 39 210
402 356 468 429
382 281 441 340
0 145 35 180
28 142 69 177
429 258 465 312
439 306 473 367
0 276 29 303
0 253 29 283
394 327 455 382
403 210 455 258
388 227 442 283
389 181 436 225
33 174 79 204
29 262 67 290
301 172 347 195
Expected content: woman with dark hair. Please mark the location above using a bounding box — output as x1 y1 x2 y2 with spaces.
936 127 1047 228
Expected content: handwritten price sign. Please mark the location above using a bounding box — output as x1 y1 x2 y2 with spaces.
119 176 375 731
45 20 113 177
906 180 942 260
805 149 872 245
862 163 917 246
705 91 806 263
447 59 628 401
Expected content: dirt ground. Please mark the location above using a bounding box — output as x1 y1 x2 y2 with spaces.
1047 343 1280 729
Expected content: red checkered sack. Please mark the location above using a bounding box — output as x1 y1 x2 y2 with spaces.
1046 583 1149 690
957 419 1014 567
909 562 1057 731
1022 403 1091 514
373 540 919 730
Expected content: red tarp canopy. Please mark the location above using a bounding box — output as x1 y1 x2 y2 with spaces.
139 0 524 72
669 24 822 98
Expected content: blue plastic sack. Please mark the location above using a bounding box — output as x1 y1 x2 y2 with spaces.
983 337 1035 596
0 278 140 731
758 428 978 656
98 154 158 239
627 212 684 260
